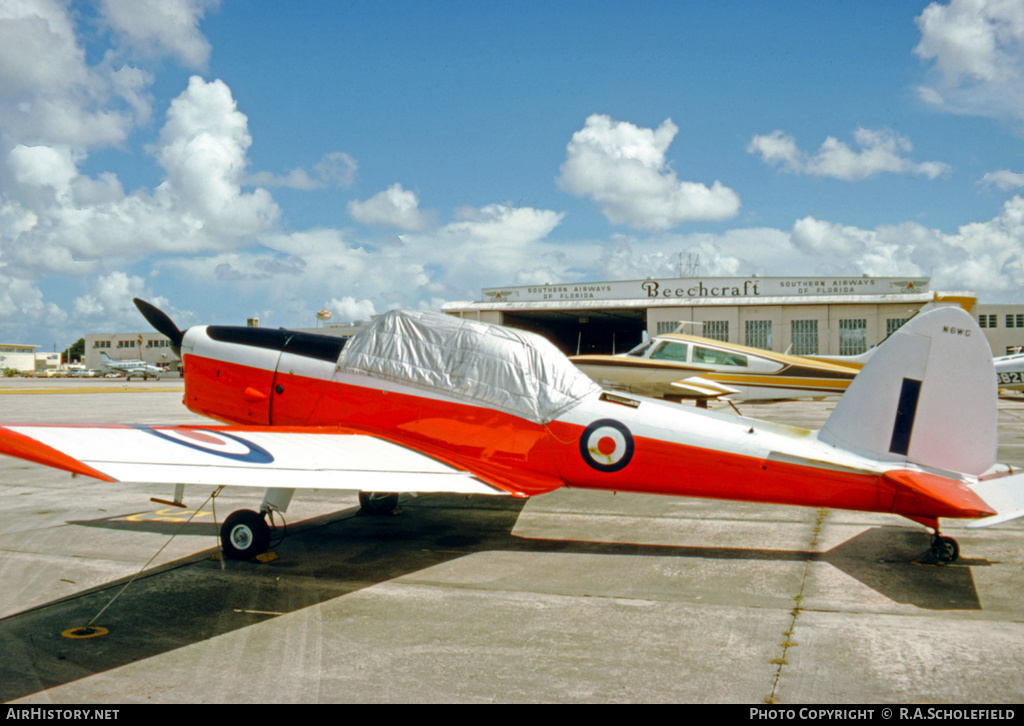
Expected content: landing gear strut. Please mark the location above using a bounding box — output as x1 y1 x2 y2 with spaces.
359 491 400 515
220 509 271 560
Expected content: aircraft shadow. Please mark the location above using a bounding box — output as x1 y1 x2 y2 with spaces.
0 495 985 701
68 510 220 538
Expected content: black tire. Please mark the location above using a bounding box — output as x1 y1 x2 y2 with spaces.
929 535 960 564
221 509 271 560
359 491 400 515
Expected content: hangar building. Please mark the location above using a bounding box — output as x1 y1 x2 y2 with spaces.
441 275 993 357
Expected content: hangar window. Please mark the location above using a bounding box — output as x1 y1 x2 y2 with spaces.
702 321 729 342
978 315 997 329
790 320 818 355
650 342 689 362
839 319 868 355
887 318 910 336
1006 314 1024 328
745 320 772 350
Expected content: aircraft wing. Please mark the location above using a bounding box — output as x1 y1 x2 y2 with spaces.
0 424 541 497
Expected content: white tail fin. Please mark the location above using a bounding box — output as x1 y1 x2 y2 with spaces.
818 307 996 476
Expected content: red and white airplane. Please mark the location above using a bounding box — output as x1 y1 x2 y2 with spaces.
1 300 1022 565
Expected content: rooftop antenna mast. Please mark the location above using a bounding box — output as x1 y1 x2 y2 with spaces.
677 252 701 278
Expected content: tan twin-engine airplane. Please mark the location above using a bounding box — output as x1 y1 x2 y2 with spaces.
570 330 862 403
0 300 1022 565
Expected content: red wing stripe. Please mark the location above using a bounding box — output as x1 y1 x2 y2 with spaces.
0 426 116 482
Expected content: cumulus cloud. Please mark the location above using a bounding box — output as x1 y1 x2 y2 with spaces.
564 198 1024 303
790 217 877 255
0 0 147 148
348 183 432 231
0 76 279 282
100 0 220 69
0 4 278 312
914 0 1024 121
0 0 87 97
979 169 1024 189
748 128 951 180
73 271 148 319
153 76 279 239
779 196 1024 296
441 204 563 247
71 271 189 333
593 234 746 282
0 274 66 329
323 296 376 322
247 152 358 190
558 114 740 230
157 201 568 317
7 144 81 192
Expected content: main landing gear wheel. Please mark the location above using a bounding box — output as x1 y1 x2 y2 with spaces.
927 535 960 565
359 491 400 515
221 509 271 560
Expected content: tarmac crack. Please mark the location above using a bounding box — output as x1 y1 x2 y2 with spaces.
766 507 826 704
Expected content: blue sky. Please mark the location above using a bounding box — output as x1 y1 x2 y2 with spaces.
3 0 1024 348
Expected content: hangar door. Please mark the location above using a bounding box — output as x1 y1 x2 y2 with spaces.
500 308 646 356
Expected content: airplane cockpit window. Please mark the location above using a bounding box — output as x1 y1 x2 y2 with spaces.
649 342 689 362
626 341 655 357
693 346 747 367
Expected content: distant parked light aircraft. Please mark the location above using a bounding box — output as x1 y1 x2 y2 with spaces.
995 350 1024 393
99 351 166 379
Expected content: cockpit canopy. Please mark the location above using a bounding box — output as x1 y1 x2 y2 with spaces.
337 309 602 424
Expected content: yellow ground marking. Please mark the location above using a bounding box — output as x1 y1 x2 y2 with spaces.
126 508 213 523
0 386 182 395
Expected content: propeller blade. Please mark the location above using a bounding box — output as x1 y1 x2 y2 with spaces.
133 298 184 348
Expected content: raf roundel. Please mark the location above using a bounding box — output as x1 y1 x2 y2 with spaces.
579 419 635 473
139 427 275 464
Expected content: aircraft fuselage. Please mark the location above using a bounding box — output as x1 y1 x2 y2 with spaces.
180 323 989 529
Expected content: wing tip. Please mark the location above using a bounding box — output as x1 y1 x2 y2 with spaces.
0 426 116 482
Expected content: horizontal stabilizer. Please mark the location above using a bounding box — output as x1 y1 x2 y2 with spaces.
967 472 1024 528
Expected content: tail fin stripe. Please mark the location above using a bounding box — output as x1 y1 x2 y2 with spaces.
889 378 922 456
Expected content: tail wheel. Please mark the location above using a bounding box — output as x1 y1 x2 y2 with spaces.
359 491 400 515
928 535 960 565
221 509 271 560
